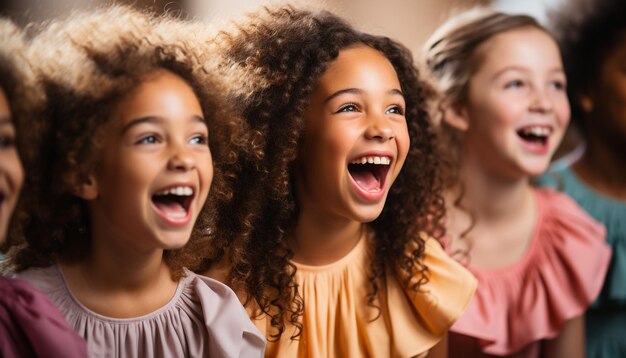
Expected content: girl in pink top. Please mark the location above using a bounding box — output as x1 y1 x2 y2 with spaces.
424 8 612 357
0 19 87 358
5 6 264 357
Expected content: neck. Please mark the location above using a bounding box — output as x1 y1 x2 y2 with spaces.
575 131 626 200
454 153 532 222
88 237 167 291
291 207 364 266
69 216 169 293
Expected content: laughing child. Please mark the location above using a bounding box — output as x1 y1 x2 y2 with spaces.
0 18 87 358
5 6 265 357
425 8 611 357
198 6 477 357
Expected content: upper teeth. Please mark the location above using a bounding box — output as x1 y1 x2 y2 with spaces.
350 156 391 165
155 186 193 196
520 126 551 137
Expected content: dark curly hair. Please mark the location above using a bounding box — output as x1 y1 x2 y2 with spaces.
6 5 258 280
549 0 626 129
194 5 444 340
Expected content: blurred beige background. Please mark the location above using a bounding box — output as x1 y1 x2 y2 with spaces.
0 0 564 58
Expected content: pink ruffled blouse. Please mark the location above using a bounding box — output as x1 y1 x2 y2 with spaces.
17 266 265 357
449 188 612 357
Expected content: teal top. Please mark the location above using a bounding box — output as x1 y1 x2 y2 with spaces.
539 166 626 358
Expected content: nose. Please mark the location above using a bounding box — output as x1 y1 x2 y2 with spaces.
167 142 195 172
529 87 554 114
364 113 394 141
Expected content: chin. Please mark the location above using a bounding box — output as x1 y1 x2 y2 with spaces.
157 234 193 250
352 206 386 223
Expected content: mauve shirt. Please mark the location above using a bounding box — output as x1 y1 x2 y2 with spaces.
0 275 87 358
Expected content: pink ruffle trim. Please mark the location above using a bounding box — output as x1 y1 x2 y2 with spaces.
451 188 611 355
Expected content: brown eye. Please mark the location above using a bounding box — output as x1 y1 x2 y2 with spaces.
386 105 404 115
337 103 358 113
0 135 16 149
190 135 208 145
136 134 160 145
504 80 524 89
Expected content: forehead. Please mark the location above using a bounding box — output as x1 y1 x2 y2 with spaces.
473 27 561 73
316 45 401 91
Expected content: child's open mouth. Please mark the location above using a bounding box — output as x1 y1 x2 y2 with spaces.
516 125 552 148
151 185 195 226
348 155 391 198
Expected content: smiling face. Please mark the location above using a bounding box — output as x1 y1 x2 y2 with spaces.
82 70 213 252
0 87 23 242
456 27 570 179
295 45 410 224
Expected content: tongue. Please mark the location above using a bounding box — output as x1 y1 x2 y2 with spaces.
154 200 186 217
351 170 380 192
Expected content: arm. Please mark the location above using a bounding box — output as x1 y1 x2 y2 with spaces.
542 315 585 358
426 333 448 358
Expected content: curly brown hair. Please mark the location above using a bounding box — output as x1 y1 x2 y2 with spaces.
549 0 626 129
194 5 444 340
6 5 257 280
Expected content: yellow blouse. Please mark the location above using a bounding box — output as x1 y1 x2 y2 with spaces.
252 236 477 357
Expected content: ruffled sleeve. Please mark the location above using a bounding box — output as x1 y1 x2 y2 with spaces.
388 236 478 356
192 273 266 357
0 276 87 358
451 188 612 355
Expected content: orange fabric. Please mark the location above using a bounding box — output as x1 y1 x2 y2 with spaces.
253 235 477 358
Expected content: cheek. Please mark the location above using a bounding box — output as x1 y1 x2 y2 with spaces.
201 158 214 190
556 97 571 127
396 123 410 160
469 94 519 130
606 79 626 113
3 150 24 190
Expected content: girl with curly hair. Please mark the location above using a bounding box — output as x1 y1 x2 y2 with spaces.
538 0 626 356
199 6 477 357
5 6 265 357
424 8 611 357
0 18 87 358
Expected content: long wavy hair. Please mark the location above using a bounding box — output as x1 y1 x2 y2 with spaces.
195 6 444 340
6 5 258 280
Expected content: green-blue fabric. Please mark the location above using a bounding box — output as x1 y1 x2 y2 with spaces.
538 166 626 358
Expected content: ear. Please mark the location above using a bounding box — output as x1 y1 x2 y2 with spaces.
580 95 594 113
442 101 470 131
70 173 99 200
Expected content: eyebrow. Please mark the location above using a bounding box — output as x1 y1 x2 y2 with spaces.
121 115 206 134
0 117 12 125
492 65 565 80
324 88 404 103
